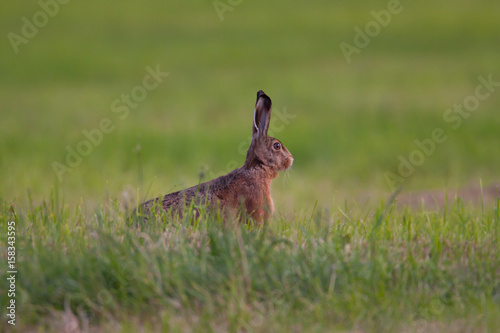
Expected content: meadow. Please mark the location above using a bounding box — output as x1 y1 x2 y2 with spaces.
1 0 500 331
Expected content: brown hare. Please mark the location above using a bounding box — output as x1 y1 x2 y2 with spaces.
138 90 293 223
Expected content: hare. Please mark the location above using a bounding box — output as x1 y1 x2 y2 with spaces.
138 90 293 223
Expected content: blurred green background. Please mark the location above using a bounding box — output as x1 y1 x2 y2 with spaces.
1 0 499 212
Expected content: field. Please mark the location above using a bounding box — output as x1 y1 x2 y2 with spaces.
1 0 500 331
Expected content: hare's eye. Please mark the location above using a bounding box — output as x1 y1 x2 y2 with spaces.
273 142 281 150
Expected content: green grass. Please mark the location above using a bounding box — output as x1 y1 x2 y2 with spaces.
1 195 499 332
1 0 500 206
1 0 500 331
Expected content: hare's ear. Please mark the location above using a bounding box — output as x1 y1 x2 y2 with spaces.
253 90 272 137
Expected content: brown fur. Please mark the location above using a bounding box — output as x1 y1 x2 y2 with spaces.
138 90 293 223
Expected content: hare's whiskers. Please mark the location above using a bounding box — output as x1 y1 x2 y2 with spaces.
282 167 292 187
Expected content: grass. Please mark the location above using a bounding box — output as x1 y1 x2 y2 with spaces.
1 194 499 332
1 0 500 206
1 0 500 331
